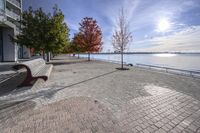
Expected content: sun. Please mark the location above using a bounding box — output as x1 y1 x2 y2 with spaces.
157 18 171 32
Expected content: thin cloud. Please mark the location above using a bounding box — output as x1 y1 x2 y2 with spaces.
132 25 200 52
23 0 200 52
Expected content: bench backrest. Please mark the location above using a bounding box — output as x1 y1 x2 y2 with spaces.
21 58 46 76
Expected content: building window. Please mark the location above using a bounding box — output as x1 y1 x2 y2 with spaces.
0 28 3 61
0 0 6 22
0 0 5 10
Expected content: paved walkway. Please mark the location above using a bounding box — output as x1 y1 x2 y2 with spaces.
0 55 200 133
0 63 17 83
0 62 24 95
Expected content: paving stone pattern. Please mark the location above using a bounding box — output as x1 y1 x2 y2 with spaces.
0 55 200 132
0 97 120 133
116 85 200 133
1 86 200 133
0 71 18 83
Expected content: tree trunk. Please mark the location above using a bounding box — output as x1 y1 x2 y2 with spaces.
78 53 80 59
42 50 45 60
50 52 52 60
121 51 123 69
47 52 50 62
88 52 90 61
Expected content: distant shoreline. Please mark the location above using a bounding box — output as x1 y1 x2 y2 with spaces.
78 52 200 54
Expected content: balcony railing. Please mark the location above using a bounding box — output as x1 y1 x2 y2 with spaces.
5 9 20 20
6 0 21 8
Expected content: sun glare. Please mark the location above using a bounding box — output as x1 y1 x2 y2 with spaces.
154 54 177 57
157 18 171 32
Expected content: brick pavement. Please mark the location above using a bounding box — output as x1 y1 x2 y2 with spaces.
0 71 17 83
0 97 120 133
1 85 200 133
0 55 200 132
116 85 200 133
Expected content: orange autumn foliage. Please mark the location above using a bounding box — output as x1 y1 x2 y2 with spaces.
75 17 103 53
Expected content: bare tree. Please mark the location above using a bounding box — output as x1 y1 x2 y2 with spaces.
112 8 132 69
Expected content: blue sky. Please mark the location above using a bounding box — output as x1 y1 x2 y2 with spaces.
23 0 200 52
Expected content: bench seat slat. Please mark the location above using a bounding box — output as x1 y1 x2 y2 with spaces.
35 64 53 78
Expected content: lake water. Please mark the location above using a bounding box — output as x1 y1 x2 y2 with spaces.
78 53 200 71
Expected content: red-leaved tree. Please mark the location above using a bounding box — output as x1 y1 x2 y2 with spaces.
71 33 83 58
76 17 103 61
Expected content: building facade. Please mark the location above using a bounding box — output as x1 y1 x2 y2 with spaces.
0 0 30 62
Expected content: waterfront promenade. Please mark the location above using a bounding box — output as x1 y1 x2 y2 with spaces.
0 55 200 132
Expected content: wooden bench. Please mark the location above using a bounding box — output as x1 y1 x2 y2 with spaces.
13 58 53 87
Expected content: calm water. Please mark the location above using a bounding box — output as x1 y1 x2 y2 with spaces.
79 53 200 71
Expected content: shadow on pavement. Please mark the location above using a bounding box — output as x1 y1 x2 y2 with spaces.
0 64 17 72
0 70 118 106
0 72 26 96
0 100 36 122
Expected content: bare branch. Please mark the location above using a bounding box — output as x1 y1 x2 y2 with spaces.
112 8 133 52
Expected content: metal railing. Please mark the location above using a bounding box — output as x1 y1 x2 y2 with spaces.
136 63 200 78
5 8 20 20
74 55 200 78
6 0 21 8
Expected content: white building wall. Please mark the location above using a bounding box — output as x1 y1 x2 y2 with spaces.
22 45 30 58
0 0 31 62
14 42 18 61
3 27 17 61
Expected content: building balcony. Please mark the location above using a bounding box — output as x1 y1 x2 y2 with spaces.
5 9 20 21
0 9 7 22
16 26 21 32
0 9 5 16
6 0 21 9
